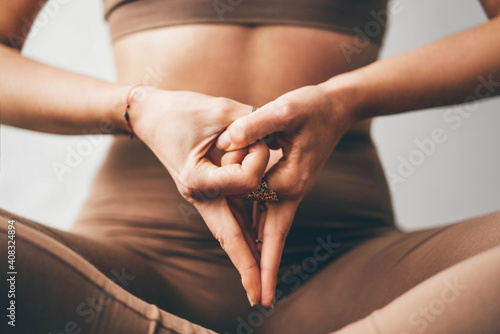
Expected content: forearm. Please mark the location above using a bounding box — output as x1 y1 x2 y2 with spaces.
0 43 131 135
320 15 500 120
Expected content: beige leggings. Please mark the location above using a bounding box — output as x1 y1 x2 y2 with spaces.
335 244 500 334
1 208 499 333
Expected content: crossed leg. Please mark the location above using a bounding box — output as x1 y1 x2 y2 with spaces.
1 206 499 334
334 244 500 333
0 209 216 334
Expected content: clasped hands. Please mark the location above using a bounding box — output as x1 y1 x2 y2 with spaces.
128 83 357 308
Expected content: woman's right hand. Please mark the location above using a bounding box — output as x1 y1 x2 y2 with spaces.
127 86 269 306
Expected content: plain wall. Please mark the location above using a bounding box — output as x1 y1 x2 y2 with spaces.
1 0 499 231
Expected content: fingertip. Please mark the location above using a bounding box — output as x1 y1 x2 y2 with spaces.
249 139 270 155
241 269 262 307
247 293 256 307
260 271 277 308
250 141 271 164
242 140 271 178
216 131 231 150
261 295 275 309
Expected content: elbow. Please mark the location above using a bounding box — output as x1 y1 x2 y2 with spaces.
490 8 500 19
480 0 500 18
0 13 31 50
483 2 500 18
0 36 24 51
0 22 27 50
493 3 500 17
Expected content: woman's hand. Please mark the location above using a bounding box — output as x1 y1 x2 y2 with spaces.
128 86 270 306
216 84 359 307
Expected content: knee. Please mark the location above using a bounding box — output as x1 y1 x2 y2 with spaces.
483 210 500 225
469 210 500 243
410 211 500 275
0 209 26 237
0 209 13 233
448 211 500 259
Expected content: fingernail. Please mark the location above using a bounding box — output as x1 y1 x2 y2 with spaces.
247 293 255 307
217 131 231 150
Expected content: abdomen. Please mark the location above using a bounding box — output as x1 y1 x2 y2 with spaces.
73 24 393 236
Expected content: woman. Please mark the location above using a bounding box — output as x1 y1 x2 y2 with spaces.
1 0 499 333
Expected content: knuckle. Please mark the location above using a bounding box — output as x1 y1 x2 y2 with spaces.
242 175 261 193
239 263 259 276
281 171 309 199
280 229 290 242
279 100 293 117
212 97 233 114
260 265 278 274
178 171 199 199
262 133 276 145
249 175 262 191
263 227 289 244
296 174 309 195
223 163 240 179
216 230 244 251
276 100 295 127
229 119 250 145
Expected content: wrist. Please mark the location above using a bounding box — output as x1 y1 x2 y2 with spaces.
108 84 157 139
124 85 164 142
105 84 136 135
317 70 370 123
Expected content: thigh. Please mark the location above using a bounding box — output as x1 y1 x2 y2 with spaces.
252 211 500 334
335 244 500 334
0 209 215 334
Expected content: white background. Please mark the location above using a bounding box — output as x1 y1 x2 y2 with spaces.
1 0 499 231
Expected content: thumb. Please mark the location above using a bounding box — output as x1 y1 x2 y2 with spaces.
216 100 289 151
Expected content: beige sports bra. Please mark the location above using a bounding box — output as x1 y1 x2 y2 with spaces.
103 0 388 43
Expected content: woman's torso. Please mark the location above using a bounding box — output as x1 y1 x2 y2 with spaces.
73 11 395 254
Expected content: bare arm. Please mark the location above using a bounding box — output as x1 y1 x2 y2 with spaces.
320 0 500 119
0 0 130 135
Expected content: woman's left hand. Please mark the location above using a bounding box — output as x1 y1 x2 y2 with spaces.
216 84 359 307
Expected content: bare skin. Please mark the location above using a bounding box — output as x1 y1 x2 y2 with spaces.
1 0 499 328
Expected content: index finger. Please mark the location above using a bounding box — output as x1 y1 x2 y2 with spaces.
216 101 289 151
260 200 299 308
195 198 262 306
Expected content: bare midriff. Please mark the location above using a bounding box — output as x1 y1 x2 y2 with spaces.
113 24 379 133
74 25 394 231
